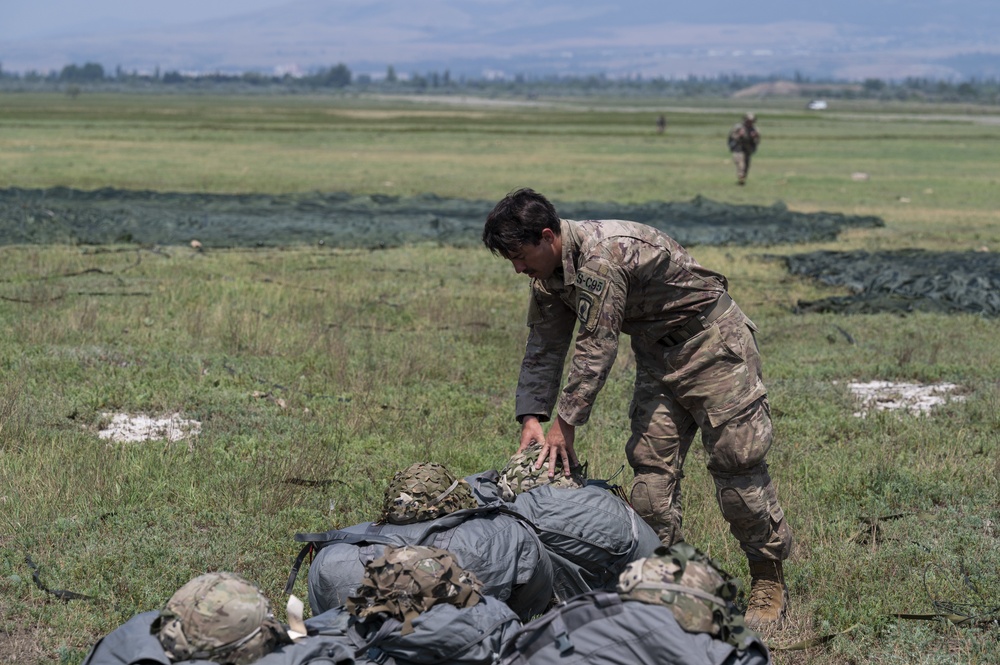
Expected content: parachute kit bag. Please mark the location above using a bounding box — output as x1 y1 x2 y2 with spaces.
345 545 522 664
498 589 771 665
288 505 555 621
510 484 661 600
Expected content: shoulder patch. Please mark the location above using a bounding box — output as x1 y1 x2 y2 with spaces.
574 270 607 296
576 294 594 326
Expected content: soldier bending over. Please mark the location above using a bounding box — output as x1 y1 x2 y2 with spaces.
482 188 793 628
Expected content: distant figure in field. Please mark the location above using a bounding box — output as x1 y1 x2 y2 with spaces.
656 114 667 134
727 113 761 185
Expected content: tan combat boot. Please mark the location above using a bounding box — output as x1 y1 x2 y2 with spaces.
745 559 788 630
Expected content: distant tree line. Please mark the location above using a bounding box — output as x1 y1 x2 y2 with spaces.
0 61 357 89
1 60 998 104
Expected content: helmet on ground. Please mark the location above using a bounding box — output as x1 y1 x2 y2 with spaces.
345 545 483 635
152 571 291 665
616 542 751 645
743 112 756 123
497 442 586 501
381 462 478 524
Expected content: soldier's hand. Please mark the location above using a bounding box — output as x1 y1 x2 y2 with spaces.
519 417 545 453
539 415 578 478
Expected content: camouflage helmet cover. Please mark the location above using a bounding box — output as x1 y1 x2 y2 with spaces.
381 462 478 525
345 545 483 635
153 571 291 665
497 442 586 501
743 112 757 123
616 543 744 638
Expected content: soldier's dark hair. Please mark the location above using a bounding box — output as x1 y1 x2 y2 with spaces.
482 188 561 257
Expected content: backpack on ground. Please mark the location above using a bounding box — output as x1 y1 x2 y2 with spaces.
289 505 555 621
348 594 521 665
510 484 662 600
497 590 771 665
81 608 362 665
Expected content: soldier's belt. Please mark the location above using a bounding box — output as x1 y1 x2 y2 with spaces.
661 293 733 347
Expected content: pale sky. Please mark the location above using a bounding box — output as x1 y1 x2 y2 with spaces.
3 0 994 42
0 0 292 40
2 0 995 80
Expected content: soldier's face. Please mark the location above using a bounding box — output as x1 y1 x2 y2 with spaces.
508 229 560 280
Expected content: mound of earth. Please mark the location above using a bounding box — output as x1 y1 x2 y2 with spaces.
785 249 1000 316
0 187 883 249
731 81 863 99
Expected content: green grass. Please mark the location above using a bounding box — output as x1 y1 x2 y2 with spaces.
1 92 999 664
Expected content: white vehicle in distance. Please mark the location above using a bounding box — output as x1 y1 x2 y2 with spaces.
806 99 828 110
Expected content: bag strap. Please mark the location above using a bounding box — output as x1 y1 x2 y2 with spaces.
467 469 503 505
583 465 631 504
351 609 515 665
410 504 543 539
284 527 408 594
503 591 623 662
286 505 543 595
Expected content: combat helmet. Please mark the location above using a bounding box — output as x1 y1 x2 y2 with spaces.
497 442 586 501
616 542 755 648
743 112 757 123
346 545 483 635
152 571 291 665
381 462 478 525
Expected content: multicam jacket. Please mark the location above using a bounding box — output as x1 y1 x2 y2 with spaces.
516 219 727 426
727 123 760 154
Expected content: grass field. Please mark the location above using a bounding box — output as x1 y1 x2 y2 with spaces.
0 91 998 664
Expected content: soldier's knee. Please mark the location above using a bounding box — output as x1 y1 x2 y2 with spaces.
707 399 773 473
631 470 683 545
630 471 677 515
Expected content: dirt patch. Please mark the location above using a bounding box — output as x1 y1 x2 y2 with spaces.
97 412 201 443
0 187 883 249
845 380 966 417
0 625 47 665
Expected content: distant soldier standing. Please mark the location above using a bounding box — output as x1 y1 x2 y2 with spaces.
728 113 761 185
483 188 793 629
656 114 667 134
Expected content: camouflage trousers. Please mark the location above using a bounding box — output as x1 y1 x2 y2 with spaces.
625 301 793 562
731 151 752 181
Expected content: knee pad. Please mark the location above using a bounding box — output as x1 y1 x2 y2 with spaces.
631 471 683 545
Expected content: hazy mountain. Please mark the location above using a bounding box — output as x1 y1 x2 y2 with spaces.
2 0 999 81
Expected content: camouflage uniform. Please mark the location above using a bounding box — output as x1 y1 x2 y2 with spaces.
727 118 761 184
515 218 792 563
497 441 586 501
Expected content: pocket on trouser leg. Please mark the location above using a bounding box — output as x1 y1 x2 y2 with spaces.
667 315 767 431
631 473 683 546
